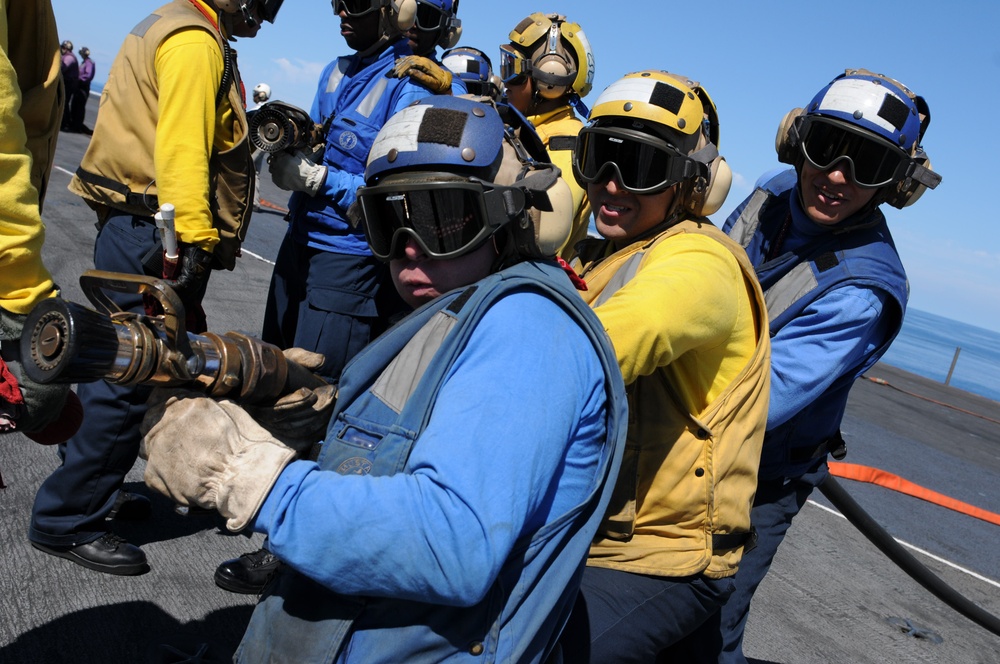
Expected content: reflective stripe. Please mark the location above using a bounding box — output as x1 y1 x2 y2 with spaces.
764 261 818 322
727 188 769 248
325 58 349 94
356 77 388 119
369 310 458 413
130 13 160 38
592 252 643 308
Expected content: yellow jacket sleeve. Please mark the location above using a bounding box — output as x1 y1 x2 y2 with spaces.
0 1 58 313
153 27 227 250
593 234 744 393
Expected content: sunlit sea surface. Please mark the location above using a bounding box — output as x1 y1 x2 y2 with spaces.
879 308 1000 403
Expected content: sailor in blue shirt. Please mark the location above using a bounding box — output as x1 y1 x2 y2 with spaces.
683 69 942 663
263 0 436 381
140 96 627 663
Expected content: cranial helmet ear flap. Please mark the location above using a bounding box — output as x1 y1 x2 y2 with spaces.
385 0 417 32
492 119 572 258
775 107 805 165
681 83 731 217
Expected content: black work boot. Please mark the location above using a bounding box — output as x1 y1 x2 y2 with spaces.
214 548 281 594
31 532 149 576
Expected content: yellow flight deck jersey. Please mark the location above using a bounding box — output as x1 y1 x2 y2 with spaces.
574 219 771 578
69 0 253 268
527 104 591 261
0 0 63 313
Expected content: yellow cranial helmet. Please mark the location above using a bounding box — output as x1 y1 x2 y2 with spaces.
582 70 732 217
504 12 594 99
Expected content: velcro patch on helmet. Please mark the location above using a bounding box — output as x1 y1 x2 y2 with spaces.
650 82 685 115
417 108 468 147
878 93 910 132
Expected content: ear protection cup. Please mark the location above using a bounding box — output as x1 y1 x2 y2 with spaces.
440 23 461 49
775 108 804 165
387 0 416 32
686 157 732 217
533 55 571 100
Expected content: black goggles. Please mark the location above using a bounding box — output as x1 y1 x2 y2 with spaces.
795 117 911 188
414 1 448 31
573 126 702 194
357 176 523 261
334 0 378 17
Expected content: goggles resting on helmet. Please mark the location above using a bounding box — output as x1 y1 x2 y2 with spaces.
574 126 704 194
334 0 379 17
795 116 911 188
357 175 526 261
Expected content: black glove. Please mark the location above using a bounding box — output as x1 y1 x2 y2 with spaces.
164 244 213 311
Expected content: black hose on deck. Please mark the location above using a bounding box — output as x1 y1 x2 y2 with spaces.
818 475 1000 637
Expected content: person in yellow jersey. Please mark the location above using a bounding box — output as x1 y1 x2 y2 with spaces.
0 0 75 444
28 0 282 576
558 70 771 662
500 12 594 261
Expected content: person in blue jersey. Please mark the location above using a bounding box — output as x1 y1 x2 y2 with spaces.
685 69 942 663
139 95 627 663
218 0 437 592
388 0 467 95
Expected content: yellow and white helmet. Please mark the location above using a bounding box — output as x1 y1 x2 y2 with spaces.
501 12 594 100
578 70 732 217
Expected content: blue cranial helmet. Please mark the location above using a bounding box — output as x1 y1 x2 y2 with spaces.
361 95 572 261
442 47 500 100
806 69 924 153
365 95 506 184
775 69 941 208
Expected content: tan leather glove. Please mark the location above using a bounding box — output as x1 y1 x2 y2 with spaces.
140 391 305 532
389 55 453 94
246 348 337 445
269 150 327 195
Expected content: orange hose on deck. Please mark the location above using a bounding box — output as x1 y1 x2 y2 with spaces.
828 461 1000 527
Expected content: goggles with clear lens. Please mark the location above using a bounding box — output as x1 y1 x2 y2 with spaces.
795 116 911 188
334 0 378 18
358 176 521 261
498 44 531 85
573 126 702 194
414 1 447 31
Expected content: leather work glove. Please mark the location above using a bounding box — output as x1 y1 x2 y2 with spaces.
389 55 453 95
269 150 327 196
245 348 337 445
140 390 309 532
0 306 73 438
163 243 213 313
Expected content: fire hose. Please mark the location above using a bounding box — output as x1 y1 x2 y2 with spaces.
19 270 327 402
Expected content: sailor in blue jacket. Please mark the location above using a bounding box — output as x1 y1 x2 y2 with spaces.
140 95 627 663
684 69 942 662
263 0 435 382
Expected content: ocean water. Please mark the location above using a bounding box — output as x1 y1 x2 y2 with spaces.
879 308 1000 403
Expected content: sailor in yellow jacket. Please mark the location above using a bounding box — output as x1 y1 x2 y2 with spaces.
500 12 595 261
558 70 771 662
29 0 281 576
0 0 73 438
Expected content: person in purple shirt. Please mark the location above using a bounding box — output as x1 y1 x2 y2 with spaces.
59 40 78 131
68 45 95 134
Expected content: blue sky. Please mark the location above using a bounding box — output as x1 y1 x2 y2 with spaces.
52 0 1000 332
